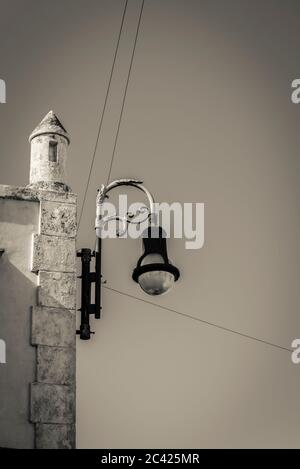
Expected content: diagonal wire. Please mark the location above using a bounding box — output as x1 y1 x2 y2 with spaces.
106 0 145 186
78 0 291 357
103 285 293 354
78 0 129 230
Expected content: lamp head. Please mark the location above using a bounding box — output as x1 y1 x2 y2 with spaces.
132 226 180 296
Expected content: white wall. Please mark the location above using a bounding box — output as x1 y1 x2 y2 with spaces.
0 198 39 449
76 0 300 448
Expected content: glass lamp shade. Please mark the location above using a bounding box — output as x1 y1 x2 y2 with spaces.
138 269 175 295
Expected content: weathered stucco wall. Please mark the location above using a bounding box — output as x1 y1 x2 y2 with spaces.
0 197 39 449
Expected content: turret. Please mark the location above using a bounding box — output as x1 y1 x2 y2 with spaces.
28 110 70 191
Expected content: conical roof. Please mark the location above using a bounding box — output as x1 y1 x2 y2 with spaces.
29 110 69 143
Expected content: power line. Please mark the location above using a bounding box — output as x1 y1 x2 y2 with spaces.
106 0 145 186
78 0 129 230
103 285 292 354
78 0 291 357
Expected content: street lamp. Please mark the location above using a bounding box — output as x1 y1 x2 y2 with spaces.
132 225 180 295
77 179 180 340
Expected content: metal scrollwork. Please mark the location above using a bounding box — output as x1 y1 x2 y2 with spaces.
95 179 155 237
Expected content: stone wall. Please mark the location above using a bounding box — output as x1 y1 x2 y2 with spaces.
0 185 77 449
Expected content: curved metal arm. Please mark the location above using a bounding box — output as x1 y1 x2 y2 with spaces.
95 178 155 236
97 178 154 212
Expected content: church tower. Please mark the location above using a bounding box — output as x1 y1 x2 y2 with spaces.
29 110 70 191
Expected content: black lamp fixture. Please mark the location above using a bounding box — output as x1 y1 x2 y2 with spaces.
132 225 180 295
77 179 180 340
0 249 4 258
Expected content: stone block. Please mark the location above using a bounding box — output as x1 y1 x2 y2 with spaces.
31 306 75 347
0 184 77 204
38 271 76 309
30 383 75 424
32 234 76 273
37 346 75 385
40 201 76 237
36 423 75 449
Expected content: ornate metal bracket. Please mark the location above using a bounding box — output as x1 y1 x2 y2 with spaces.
77 179 155 340
95 179 155 237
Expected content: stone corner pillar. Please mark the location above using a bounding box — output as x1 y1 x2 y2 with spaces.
29 189 77 449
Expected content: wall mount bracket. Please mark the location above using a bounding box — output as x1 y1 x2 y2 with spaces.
76 245 101 340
